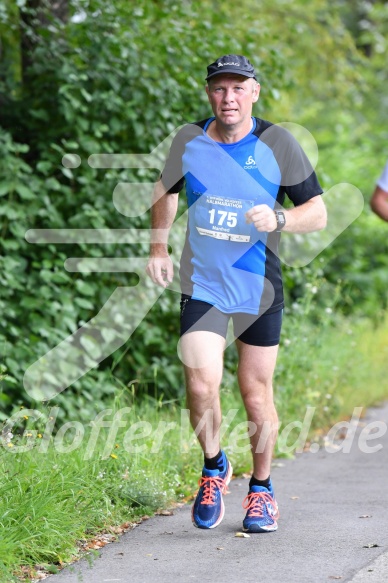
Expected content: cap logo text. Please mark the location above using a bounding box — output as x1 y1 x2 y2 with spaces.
218 62 240 67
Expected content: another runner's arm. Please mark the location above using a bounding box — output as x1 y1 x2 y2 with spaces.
146 179 179 288
370 185 388 221
246 194 327 234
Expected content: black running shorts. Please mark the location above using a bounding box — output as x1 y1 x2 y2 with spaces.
179 295 282 347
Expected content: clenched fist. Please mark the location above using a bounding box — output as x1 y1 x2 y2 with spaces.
245 204 278 232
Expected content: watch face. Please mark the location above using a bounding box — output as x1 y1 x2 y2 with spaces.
276 211 285 230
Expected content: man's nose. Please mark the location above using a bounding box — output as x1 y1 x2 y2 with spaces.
222 88 235 102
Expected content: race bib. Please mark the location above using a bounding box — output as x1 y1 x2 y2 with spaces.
194 194 254 242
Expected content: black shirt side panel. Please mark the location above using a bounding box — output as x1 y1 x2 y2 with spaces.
252 118 323 206
252 117 323 315
160 120 208 194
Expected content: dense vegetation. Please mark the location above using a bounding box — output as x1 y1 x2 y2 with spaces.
0 1 388 579
1 0 387 418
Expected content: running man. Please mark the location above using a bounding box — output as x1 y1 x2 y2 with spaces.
146 54 327 532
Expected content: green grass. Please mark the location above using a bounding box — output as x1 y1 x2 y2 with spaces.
1 306 388 582
0 393 208 582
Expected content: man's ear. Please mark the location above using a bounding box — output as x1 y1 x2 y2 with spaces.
205 85 211 101
252 83 260 103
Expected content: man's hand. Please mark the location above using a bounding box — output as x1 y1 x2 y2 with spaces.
146 181 179 287
245 196 326 234
146 254 174 288
245 204 277 232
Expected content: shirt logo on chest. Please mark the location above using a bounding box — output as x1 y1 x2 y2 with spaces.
244 155 257 170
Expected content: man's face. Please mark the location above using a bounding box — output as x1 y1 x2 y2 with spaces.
206 74 260 128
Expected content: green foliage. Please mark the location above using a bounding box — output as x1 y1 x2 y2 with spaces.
1 1 388 579
0 0 387 421
0 0 288 417
281 0 388 319
274 288 388 453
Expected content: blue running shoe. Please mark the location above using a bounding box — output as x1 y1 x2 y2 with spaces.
192 451 233 529
242 480 279 533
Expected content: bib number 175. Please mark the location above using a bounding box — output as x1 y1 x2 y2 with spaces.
208 209 238 228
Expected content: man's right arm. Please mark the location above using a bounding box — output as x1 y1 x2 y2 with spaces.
146 179 179 287
370 185 388 222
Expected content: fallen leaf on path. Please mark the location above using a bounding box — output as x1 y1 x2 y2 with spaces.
363 543 380 548
109 525 124 534
85 533 116 550
328 577 342 580
216 547 224 550
86 540 106 550
359 515 371 518
235 532 250 538
290 496 299 500
156 509 174 516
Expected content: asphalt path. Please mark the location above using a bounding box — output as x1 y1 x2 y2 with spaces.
46 403 388 583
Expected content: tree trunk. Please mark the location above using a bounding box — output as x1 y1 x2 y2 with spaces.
20 0 68 83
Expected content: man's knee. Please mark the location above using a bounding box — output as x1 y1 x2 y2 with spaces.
239 375 274 398
186 377 220 402
240 385 278 422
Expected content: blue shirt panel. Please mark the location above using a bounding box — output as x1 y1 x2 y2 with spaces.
181 118 281 314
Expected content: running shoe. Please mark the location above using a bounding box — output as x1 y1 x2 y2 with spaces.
192 451 233 529
242 480 279 533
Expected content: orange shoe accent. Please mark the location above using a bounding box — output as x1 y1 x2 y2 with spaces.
242 491 280 520
197 475 229 505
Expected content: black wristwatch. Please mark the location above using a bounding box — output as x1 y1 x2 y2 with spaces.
274 210 286 232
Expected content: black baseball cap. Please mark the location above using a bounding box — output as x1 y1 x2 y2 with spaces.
206 54 257 81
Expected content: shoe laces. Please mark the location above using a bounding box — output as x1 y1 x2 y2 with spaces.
198 475 228 505
242 491 279 519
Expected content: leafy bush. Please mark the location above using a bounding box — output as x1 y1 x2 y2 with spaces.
1 0 387 420
0 0 287 417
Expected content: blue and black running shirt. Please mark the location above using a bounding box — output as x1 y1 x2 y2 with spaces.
160 117 323 316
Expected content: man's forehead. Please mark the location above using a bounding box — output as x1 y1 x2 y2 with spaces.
208 73 253 84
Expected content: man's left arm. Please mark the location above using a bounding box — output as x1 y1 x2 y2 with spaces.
246 195 327 234
370 186 388 221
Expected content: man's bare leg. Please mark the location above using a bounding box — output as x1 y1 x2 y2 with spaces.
180 330 233 529
180 330 225 457
236 340 279 477
236 340 280 533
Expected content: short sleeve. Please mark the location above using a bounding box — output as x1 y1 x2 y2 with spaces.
160 123 204 194
259 123 323 206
